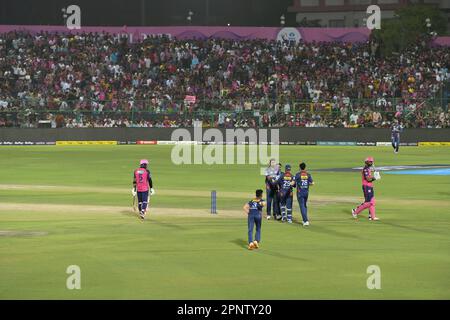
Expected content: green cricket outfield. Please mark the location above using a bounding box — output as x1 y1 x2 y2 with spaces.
0 145 449 299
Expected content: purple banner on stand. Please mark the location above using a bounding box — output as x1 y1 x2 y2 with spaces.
0 25 373 43
2 25 448 46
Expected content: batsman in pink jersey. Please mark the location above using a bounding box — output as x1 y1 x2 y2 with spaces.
132 159 155 219
352 157 380 221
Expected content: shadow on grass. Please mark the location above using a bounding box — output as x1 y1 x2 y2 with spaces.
230 238 306 261
120 210 187 230
121 210 140 219
380 220 445 236
338 208 447 236
306 224 361 240
258 249 307 262
231 238 247 248
299 209 362 240
146 219 187 230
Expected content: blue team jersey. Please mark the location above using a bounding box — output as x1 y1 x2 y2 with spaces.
295 171 313 194
278 172 294 192
248 198 265 214
391 124 403 137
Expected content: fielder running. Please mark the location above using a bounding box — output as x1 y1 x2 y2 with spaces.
132 159 155 219
243 189 266 250
294 162 314 226
352 157 380 221
277 164 295 223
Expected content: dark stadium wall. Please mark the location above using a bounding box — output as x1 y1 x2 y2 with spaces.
0 0 293 27
1 128 449 143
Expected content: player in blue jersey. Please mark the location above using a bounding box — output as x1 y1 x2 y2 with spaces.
277 164 295 223
391 120 403 154
294 162 314 226
243 189 266 250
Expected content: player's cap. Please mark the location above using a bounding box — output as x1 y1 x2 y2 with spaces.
285 164 291 171
365 157 374 163
140 159 149 165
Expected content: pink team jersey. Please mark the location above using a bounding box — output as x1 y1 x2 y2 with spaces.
361 166 373 187
134 168 150 192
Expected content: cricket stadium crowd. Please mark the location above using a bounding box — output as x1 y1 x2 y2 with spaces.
0 31 449 128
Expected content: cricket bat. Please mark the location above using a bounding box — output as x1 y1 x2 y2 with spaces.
132 194 137 212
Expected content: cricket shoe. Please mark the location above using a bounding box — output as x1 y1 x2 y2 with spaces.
139 211 145 220
303 221 310 226
276 215 282 221
248 242 255 250
252 241 259 249
287 219 293 224
266 216 271 220
369 217 380 221
352 209 358 219
281 217 287 222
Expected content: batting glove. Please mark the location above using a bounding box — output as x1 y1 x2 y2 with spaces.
374 171 381 180
150 188 155 196
132 188 137 196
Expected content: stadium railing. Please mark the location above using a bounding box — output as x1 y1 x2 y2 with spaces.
0 97 448 128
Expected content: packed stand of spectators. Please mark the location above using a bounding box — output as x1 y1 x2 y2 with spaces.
0 30 449 128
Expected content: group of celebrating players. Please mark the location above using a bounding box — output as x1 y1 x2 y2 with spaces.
244 159 315 250
264 159 314 226
245 156 382 250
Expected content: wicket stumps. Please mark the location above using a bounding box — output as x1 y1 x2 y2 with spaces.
211 190 217 214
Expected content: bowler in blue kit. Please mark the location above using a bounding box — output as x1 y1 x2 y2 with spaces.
243 189 266 250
